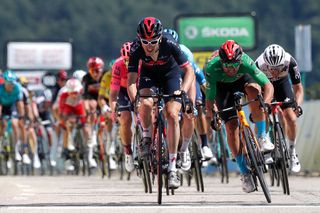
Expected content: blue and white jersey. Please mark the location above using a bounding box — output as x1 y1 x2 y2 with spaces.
0 82 23 106
179 44 206 85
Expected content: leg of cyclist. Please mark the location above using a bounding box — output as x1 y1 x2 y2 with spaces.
213 78 256 193
195 81 215 163
180 78 195 171
282 108 300 172
138 87 154 157
85 99 98 168
15 101 25 162
113 87 134 172
245 83 274 152
273 78 302 173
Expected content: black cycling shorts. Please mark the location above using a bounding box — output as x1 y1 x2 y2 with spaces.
272 76 296 109
117 87 132 112
139 69 182 103
216 74 255 122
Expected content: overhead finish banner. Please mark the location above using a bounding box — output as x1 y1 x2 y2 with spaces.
175 13 257 51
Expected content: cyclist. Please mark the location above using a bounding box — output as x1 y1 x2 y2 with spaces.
109 42 135 173
32 80 56 167
205 40 274 193
127 17 195 188
19 76 41 167
59 78 94 169
83 57 107 168
51 69 68 157
97 59 118 170
163 29 215 165
255 44 304 172
0 70 25 163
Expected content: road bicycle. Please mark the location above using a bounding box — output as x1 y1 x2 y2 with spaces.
212 92 271 203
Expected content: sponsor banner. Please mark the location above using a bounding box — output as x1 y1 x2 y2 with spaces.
175 14 257 51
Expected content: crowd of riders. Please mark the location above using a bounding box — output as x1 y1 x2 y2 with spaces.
0 16 303 193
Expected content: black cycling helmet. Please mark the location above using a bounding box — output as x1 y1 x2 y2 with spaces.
137 17 163 39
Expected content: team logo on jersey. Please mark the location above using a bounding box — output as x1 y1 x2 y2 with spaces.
206 82 210 89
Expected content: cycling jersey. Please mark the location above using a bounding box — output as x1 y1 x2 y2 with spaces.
34 88 52 113
128 35 189 75
98 70 112 100
255 52 301 84
0 82 23 106
179 44 206 85
21 86 31 105
51 83 64 104
59 92 86 124
110 57 128 91
128 35 189 97
205 53 270 101
83 73 102 100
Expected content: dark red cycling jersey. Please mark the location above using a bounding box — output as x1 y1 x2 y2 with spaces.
128 35 189 75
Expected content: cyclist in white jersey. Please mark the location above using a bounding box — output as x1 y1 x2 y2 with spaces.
255 44 304 172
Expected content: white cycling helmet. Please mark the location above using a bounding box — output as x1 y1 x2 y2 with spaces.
66 78 83 93
263 44 286 67
72 70 86 82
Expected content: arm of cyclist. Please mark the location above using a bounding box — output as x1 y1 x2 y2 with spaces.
127 72 138 103
243 55 274 104
292 83 304 116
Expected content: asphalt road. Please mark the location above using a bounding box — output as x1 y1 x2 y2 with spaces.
0 172 319 213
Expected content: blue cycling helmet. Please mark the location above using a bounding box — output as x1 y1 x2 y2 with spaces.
3 70 17 83
163 28 179 42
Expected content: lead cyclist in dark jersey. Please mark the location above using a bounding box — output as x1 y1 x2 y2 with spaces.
255 44 304 173
205 40 274 193
127 17 195 189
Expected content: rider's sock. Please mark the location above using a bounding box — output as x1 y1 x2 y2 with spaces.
200 134 208 148
235 155 250 174
287 139 296 149
142 126 152 138
124 145 132 155
168 153 177 172
180 138 191 152
23 143 28 151
15 140 21 151
255 120 267 138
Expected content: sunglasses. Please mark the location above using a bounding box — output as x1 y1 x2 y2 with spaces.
140 37 161 46
222 61 241 68
68 91 80 95
90 68 102 74
269 64 284 70
5 81 15 86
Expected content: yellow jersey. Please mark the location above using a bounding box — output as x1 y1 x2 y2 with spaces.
98 70 112 100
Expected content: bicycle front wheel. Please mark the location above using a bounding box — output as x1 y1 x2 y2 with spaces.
156 122 164 204
243 126 271 203
274 123 290 195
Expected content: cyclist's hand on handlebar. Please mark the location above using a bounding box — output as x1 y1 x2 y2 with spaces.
211 110 222 131
294 104 303 117
177 90 193 114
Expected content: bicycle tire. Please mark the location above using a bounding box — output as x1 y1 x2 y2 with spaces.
243 126 272 203
133 127 149 193
274 123 290 195
156 122 163 204
217 129 229 184
192 133 204 192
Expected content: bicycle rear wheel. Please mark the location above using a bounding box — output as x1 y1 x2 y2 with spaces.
243 126 271 203
274 123 290 195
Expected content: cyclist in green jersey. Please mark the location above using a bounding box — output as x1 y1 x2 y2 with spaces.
205 40 274 193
